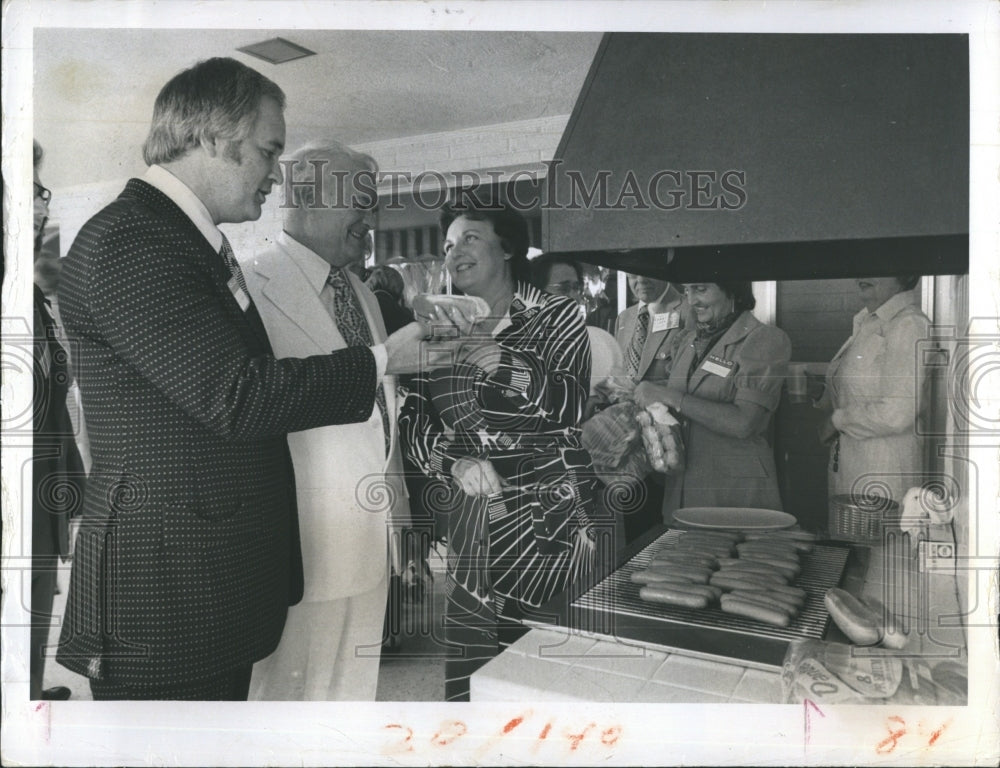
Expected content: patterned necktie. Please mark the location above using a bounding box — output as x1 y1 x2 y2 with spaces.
626 306 650 381
326 267 391 455
219 233 250 310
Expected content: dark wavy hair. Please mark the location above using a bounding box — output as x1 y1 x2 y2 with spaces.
715 281 756 312
439 200 531 284
897 275 921 291
529 254 583 293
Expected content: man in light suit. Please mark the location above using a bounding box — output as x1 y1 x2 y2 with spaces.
613 269 689 543
245 141 409 700
55 58 433 700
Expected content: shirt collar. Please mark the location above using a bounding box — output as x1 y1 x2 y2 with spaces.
142 165 223 252
870 289 917 322
278 231 339 295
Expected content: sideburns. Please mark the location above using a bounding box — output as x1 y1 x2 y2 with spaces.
223 140 243 165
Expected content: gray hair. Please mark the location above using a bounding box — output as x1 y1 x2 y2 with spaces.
284 140 378 210
142 57 285 166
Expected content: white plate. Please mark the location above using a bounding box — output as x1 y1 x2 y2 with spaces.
672 506 797 531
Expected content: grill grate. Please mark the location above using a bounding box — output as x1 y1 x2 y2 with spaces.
568 529 850 665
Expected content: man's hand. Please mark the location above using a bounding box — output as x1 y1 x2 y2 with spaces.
384 321 432 374
451 457 509 497
383 319 470 374
384 310 507 374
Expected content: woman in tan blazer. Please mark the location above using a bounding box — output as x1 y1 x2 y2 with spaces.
633 281 791 522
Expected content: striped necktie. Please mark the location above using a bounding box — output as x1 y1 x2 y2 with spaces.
625 306 650 381
326 267 391 455
219 234 250 310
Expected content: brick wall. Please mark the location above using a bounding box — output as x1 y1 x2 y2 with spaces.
777 278 923 363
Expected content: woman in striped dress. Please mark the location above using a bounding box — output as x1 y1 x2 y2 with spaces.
399 201 600 701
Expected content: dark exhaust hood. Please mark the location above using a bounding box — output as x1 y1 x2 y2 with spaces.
541 33 968 281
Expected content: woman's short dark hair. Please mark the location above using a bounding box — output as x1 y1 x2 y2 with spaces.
529 254 583 293
715 281 756 312
142 57 286 166
439 200 531 284
897 275 921 291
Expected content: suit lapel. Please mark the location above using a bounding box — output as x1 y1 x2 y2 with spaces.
638 296 683 379
256 255 347 352
638 325 662 379
638 302 669 378
125 179 273 350
206 242 273 349
616 305 636 351
688 312 755 394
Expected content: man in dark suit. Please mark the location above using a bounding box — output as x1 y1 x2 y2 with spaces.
55 57 433 700
613 269 689 543
31 140 83 701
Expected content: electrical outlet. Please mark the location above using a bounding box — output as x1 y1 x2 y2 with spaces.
918 539 956 574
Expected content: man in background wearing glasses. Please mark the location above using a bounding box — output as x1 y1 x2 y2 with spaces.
30 140 84 700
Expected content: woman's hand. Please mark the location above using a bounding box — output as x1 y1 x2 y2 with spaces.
805 372 826 404
433 303 479 337
451 457 509 497
633 381 679 411
575 526 597 557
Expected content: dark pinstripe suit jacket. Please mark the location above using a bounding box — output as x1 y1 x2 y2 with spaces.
55 179 377 687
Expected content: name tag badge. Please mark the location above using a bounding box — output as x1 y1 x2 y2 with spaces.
651 310 680 333
700 355 735 378
227 276 251 312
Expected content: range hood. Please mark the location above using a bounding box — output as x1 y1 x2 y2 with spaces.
542 33 968 281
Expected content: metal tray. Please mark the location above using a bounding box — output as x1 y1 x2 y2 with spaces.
528 527 857 668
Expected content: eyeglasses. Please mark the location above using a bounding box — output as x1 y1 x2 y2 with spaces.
546 281 583 296
34 182 52 204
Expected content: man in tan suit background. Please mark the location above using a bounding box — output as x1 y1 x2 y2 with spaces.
613 268 689 543
245 141 409 700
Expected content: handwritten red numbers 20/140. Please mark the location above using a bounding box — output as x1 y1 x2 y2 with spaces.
383 712 622 755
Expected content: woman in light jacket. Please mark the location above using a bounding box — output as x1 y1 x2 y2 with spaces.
815 275 930 506
633 281 791 521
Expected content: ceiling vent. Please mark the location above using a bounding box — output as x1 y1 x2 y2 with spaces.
237 37 316 65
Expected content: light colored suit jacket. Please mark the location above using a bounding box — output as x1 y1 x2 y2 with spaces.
614 287 690 382
247 232 409 602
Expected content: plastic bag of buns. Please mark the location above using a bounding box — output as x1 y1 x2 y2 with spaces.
638 402 685 474
781 639 967 706
580 401 650 486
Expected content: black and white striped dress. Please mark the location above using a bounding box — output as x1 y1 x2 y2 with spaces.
399 283 598 700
